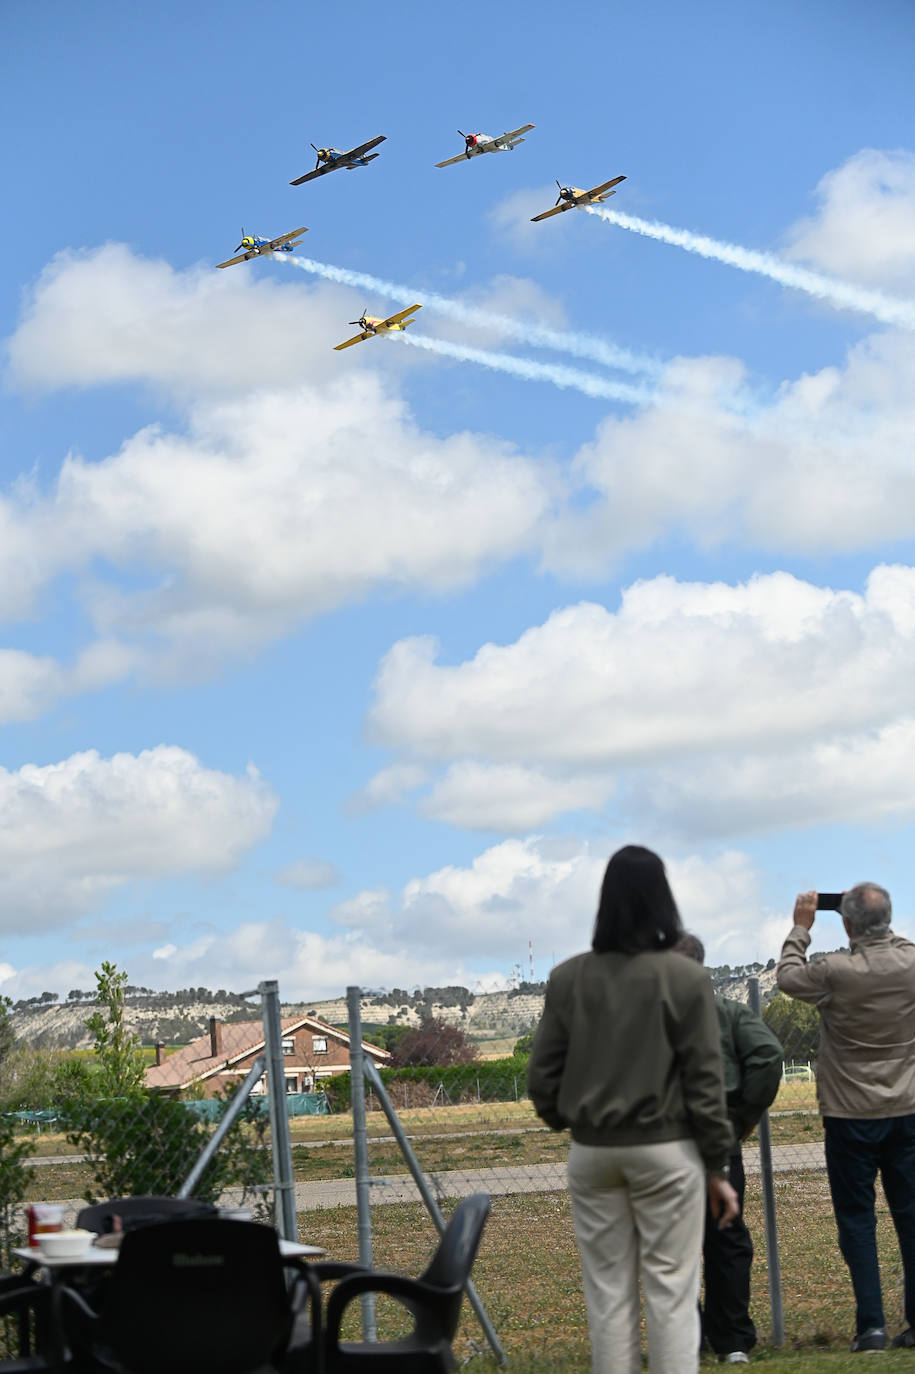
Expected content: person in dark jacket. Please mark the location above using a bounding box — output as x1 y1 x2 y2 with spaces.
676 932 783 1364
528 845 738 1374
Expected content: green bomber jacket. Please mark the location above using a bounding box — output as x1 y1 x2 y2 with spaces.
716 996 783 1140
527 946 732 1173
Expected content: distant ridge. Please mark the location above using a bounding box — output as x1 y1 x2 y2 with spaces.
9 963 786 1052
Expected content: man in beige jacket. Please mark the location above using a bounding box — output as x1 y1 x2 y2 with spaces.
777 883 915 1353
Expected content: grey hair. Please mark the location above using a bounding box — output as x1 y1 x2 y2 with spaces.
674 931 705 965
840 883 892 938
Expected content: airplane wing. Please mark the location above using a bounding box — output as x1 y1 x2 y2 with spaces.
344 134 386 161
334 331 371 351
501 123 535 142
383 304 422 326
290 164 335 186
530 202 575 222
587 175 627 198
435 151 469 168
266 227 308 250
215 251 252 269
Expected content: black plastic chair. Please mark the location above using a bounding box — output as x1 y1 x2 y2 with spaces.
0 1277 55 1373
75 1195 215 1234
59 1218 320 1374
318 1192 490 1374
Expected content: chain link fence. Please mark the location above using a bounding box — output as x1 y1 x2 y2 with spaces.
5 973 906 1362
322 981 900 1355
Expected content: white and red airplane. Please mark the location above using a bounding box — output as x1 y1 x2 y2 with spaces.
435 123 534 167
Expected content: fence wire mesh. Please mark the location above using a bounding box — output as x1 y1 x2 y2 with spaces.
5 980 911 1362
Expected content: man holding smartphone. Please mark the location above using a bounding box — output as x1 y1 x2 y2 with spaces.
777 884 915 1353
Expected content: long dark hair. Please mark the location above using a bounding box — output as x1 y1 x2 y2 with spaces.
592 845 683 954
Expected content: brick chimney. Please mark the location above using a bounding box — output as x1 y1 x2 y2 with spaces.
154 1041 165 1067
209 1016 223 1057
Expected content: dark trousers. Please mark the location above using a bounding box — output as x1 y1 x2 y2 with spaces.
702 1149 756 1355
824 1114 915 1335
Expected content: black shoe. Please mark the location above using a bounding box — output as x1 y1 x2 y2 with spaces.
851 1328 887 1353
892 1329 915 1349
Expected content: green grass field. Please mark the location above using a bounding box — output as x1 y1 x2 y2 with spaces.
18 1074 894 1368
299 1174 910 1370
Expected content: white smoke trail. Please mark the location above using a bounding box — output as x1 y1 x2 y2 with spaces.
586 207 915 331
401 332 654 404
282 254 662 377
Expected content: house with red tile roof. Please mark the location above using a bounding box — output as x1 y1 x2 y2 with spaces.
145 1013 391 1097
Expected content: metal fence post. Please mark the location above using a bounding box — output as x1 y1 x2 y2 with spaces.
363 1057 507 1365
347 985 376 1341
259 980 298 1242
748 975 785 1346
177 1054 265 1199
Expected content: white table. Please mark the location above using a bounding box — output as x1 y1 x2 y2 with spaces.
14 1237 325 1269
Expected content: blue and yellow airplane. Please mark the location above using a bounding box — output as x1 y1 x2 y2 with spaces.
290 136 386 186
215 227 308 269
333 305 422 351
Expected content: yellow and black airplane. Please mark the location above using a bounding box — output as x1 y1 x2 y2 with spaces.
531 176 626 222
333 305 422 351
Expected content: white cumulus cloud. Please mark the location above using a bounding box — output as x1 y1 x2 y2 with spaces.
366 564 915 837
0 746 277 931
784 149 915 291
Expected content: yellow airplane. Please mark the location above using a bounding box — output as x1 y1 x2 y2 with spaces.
333 304 422 351
531 176 626 222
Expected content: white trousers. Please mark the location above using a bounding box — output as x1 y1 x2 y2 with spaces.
567 1138 706 1374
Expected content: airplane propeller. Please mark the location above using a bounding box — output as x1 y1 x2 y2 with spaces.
348 311 369 329
554 180 572 206
235 226 246 251
311 143 331 163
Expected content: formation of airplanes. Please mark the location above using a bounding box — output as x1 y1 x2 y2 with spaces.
215 124 626 348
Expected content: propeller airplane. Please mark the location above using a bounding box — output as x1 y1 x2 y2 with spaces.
435 123 535 168
531 175 626 222
290 136 386 186
215 227 308 269
333 304 423 351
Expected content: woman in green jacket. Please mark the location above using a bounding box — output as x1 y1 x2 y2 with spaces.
528 845 737 1374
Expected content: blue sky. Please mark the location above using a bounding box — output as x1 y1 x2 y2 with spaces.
3 0 915 1000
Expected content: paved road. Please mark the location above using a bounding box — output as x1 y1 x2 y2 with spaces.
31 1140 827 1222
286 1141 827 1211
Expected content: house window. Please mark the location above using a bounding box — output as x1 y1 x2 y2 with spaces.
312 1036 328 1054
281 1038 295 1056
285 1076 298 1093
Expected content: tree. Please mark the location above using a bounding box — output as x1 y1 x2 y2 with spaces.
390 1016 479 1068
512 1031 535 1058
362 1024 413 1055
84 961 146 1098
0 996 33 1266
0 996 14 1067
763 992 820 1062
61 961 277 1206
